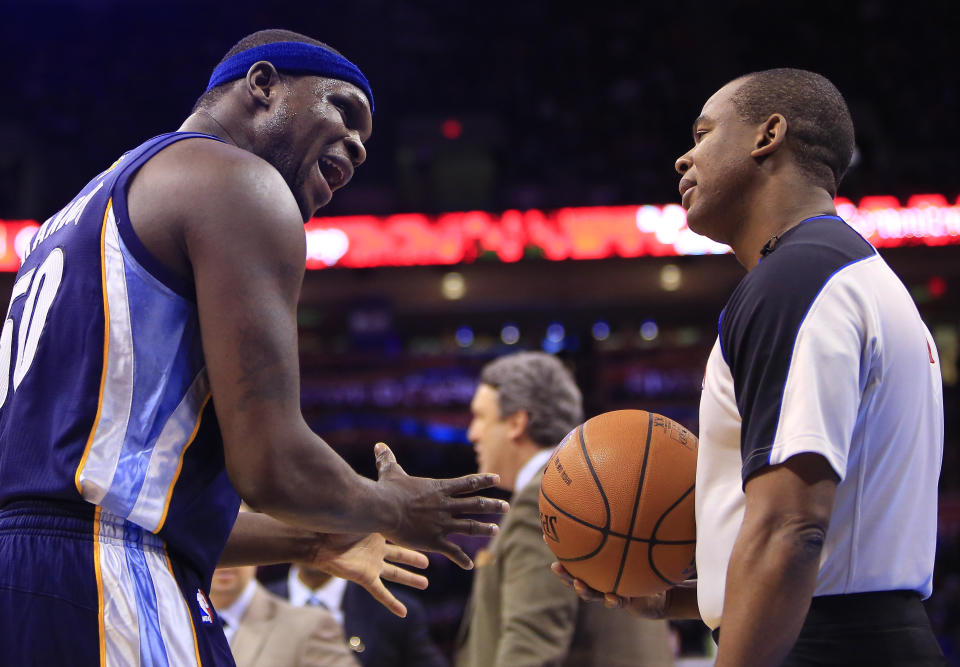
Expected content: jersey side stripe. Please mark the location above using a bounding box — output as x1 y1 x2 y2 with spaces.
155 391 212 533
75 200 115 496
127 371 212 533
77 204 136 503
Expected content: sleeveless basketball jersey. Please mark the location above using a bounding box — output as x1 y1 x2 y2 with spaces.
0 132 241 581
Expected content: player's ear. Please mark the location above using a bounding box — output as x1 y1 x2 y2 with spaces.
245 61 283 109
506 410 529 441
751 113 787 158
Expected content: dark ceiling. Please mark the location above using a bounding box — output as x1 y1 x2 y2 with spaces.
2 0 958 221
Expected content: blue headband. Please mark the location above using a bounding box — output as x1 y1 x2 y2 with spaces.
205 41 374 112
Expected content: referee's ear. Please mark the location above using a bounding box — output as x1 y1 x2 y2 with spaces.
751 113 788 158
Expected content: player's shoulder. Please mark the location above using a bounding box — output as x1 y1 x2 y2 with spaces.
138 135 301 228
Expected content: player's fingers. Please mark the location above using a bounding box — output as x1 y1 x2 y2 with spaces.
364 578 408 618
444 518 500 537
374 442 403 477
384 544 429 569
435 538 474 570
440 472 501 495
446 495 510 516
551 562 575 587
381 562 429 590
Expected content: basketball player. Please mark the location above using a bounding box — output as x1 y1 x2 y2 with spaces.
555 69 945 665
0 29 507 666
455 352 674 666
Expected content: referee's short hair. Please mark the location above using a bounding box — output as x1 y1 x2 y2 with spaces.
479 352 583 448
731 68 855 197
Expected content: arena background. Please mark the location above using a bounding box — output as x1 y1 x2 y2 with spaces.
2 0 958 662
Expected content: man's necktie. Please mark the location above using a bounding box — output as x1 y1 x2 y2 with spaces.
306 595 329 610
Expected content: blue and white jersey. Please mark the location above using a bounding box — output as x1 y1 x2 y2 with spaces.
0 132 241 581
696 216 943 631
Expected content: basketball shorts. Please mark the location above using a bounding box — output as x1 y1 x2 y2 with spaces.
0 499 235 667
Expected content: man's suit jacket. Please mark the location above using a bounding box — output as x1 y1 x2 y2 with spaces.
231 583 359 667
455 466 675 667
266 577 448 667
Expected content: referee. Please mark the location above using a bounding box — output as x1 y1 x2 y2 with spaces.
681 68 944 666
556 68 945 666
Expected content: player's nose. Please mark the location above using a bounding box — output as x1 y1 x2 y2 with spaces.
675 151 692 175
345 132 366 167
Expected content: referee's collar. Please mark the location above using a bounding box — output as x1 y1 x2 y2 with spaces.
759 214 844 259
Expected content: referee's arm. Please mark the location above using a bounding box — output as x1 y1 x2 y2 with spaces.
715 452 838 667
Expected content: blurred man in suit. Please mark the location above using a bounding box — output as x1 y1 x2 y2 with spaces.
268 564 448 666
210 564 358 667
455 352 675 666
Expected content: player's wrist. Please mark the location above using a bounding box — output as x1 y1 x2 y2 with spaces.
367 475 405 536
260 514 322 563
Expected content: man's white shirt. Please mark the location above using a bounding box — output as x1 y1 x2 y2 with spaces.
288 566 349 627
218 578 257 645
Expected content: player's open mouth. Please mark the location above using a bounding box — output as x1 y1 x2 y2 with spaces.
318 156 350 190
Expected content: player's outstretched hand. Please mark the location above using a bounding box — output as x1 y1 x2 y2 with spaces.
550 562 669 619
374 442 509 569
305 532 429 618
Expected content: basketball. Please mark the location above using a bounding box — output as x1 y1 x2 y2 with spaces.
538 409 697 597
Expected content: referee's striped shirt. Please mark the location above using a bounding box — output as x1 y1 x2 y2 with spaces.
695 215 943 631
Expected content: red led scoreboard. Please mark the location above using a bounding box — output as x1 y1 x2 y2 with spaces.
1 194 958 272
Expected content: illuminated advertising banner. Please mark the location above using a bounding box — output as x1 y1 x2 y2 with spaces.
301 194 960 269
2 194 958 272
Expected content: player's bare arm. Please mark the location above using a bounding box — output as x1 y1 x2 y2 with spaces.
715 452 838 667
127 137 507 569
220 511 427 617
